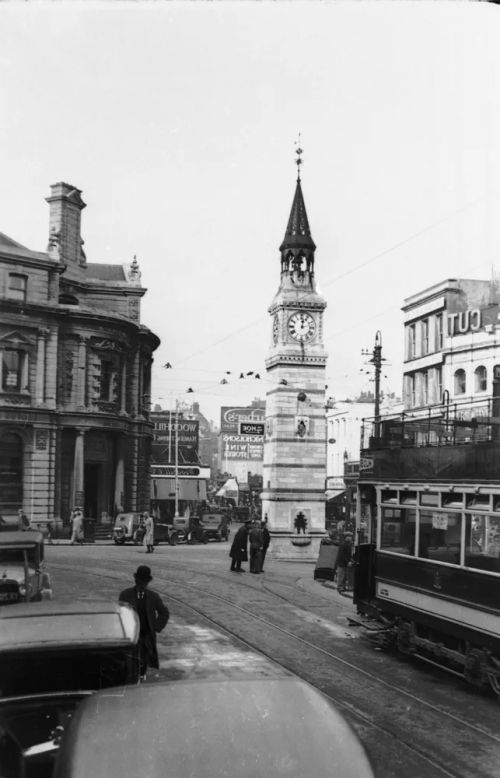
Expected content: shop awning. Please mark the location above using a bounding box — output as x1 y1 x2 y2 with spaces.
151 478 207 501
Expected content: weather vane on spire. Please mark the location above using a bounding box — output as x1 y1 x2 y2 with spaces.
295 133 303 181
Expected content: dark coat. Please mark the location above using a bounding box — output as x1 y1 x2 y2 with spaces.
336 540 353 568
249 526 263 550
229 525 249 562
119 586 169 669
261 526 271 550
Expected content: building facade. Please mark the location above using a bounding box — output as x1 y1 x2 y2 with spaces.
0 182 159 530
402 278 499 411
326 401 374 533
262 167 328 560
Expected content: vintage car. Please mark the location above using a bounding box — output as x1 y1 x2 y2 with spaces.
54 678 373 778
0 600 140 778
0 531 52 605
200 513 230 542
113 514 174 546
170 516 210 545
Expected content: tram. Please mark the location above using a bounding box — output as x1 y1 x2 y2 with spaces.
354 399 500 698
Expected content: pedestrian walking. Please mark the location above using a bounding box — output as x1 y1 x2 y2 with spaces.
69 507 84 545
229 520 250 572
260 520 271 572
118 565 169 681
143 511 154 553
249 520 263 574
336 532 353 594
17 509 30 531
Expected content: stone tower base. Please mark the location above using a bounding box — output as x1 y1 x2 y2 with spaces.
269 533 324 562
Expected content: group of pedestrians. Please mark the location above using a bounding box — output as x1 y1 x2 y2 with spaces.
229 518 270 574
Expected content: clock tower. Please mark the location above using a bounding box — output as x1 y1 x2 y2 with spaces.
262 149 328 560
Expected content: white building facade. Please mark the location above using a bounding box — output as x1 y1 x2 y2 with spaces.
402 278 500 412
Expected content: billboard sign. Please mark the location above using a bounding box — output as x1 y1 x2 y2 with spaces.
239 421 265 436
151 412 199 464
221 406 265 464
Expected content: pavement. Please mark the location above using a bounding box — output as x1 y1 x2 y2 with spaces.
297 570 357 612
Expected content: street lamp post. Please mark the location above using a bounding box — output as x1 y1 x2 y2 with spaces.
174 398 180 519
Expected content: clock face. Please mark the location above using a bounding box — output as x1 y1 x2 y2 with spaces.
288 312 316 342
273 314 279 344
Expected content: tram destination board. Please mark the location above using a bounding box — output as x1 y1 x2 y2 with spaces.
238 422 265 436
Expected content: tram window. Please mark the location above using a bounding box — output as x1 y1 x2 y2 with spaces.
466 495 490 511
380 507 416 555
418 511 461 563
465 515 500 573
400 491 417 504
442 493 464 509
381 490 398 504
420 492 439 507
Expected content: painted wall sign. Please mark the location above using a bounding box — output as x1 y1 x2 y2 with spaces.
239 422 265 436
448 309 481 336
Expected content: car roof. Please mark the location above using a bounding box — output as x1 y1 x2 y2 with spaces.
0 531 44 546
56 678 373 778
0 600 139 651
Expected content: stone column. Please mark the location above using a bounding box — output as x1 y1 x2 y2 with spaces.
114 435 125 513
76 336 88 409
45 328 58 409
72 430 85 508
130 347 140 417
35 329 48 405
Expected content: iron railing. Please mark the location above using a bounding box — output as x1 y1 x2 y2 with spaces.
361 396 499 450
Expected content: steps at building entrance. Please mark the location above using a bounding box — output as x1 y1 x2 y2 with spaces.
93 524 113 541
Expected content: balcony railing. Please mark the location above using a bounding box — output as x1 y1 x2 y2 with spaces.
361 396 499 451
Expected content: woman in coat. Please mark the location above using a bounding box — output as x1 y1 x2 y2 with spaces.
229 521 250 572
143 512 154 553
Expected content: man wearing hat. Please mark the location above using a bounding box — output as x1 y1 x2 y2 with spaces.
229 520 251 572
119 566 169 680
335 532 354 594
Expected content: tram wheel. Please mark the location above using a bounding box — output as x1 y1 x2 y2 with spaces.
464 648 488 688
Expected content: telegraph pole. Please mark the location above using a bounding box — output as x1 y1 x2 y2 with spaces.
174 399 180 519
361 330 385 437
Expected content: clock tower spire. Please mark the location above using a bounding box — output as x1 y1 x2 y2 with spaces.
262 145 328 560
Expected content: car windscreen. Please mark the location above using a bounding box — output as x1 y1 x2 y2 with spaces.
0 548 37 566
0 647 138 697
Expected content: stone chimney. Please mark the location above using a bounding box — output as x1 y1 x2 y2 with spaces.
46 182 86 266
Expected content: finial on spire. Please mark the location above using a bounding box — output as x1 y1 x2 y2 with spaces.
295 133 303 181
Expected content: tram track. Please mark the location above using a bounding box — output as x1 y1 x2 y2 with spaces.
51 554 500 778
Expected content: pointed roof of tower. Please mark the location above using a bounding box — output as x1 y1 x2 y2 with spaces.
279 178 316 252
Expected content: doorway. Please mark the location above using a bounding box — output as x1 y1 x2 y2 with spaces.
84 464 101 519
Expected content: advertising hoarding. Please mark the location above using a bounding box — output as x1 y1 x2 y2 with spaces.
150 412 199 464
220 406 265 474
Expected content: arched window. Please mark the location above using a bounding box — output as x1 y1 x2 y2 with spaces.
454 369 466 395
58 293 79 305
474 366 487 393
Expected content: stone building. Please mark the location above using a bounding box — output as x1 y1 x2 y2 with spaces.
0 182 160 530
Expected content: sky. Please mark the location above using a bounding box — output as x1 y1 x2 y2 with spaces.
1 1 500 425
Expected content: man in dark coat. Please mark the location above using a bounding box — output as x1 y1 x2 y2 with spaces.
260 520 271 572
229 521 250 572
336 533 353 594
249 521 264 574
119 565 169 680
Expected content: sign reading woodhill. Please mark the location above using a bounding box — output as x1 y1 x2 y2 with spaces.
220 406 265 465
150 411 199 464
